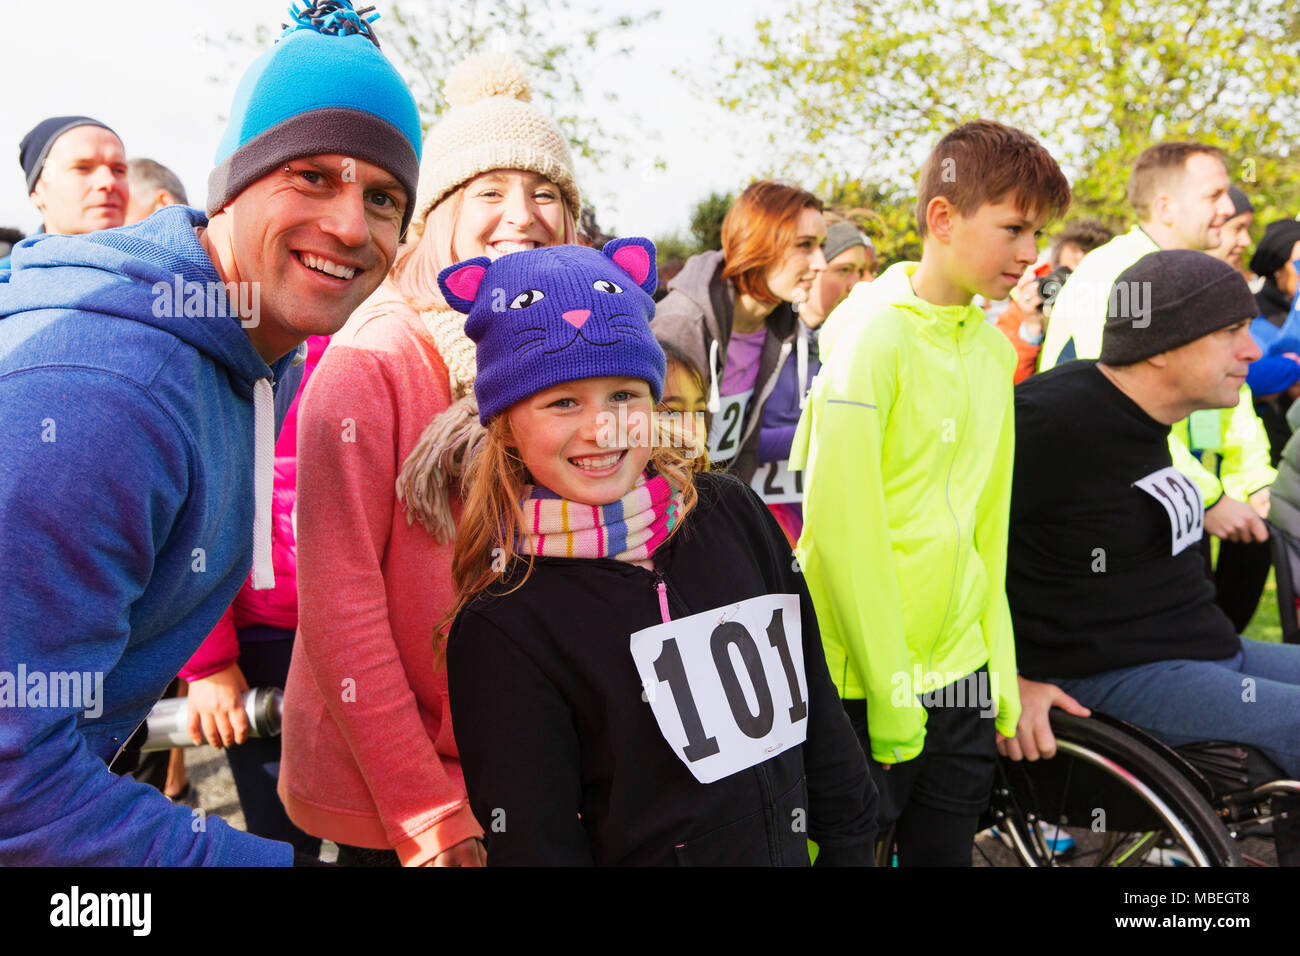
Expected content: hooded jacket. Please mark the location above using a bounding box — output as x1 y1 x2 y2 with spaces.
790 263 1021 764
0 204 301 865
653 250 799 482
181 334 329 681
447 472 877 866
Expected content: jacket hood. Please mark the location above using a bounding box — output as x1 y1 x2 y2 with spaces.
0 204 274 396
664 249 729 339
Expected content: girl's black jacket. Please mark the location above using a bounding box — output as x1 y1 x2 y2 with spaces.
447 471 878 866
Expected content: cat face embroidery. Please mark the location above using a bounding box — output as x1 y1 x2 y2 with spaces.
438 238 659 358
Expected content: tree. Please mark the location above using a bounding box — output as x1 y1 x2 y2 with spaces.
718 0 1300 262
689 191 735 252
206 1 656 168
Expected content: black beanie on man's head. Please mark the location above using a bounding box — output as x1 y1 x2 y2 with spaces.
1098 250 1258 366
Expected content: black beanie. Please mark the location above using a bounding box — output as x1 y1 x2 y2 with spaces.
1249 218 1300 279
1098 250 1258 366
18 116 118 193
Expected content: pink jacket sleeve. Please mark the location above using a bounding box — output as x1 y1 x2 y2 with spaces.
179 605 239 682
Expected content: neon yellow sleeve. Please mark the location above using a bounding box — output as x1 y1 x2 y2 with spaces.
974 382 1021 738
1220 387 1276 501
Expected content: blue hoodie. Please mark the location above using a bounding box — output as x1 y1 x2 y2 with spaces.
0 205 301 865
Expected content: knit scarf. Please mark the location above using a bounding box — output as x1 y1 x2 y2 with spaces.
394 307 486 543
517 473 683 562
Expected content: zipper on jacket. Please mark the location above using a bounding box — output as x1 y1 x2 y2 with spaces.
653 569 672 623
930 317 972 676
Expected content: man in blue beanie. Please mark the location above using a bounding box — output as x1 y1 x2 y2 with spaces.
0 116 129 270
0 1 421 865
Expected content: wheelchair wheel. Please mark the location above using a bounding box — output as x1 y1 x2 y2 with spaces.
986 712 1242 867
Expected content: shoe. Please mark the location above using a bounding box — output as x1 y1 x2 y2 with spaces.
165 782 197 807
1144 845 1193 867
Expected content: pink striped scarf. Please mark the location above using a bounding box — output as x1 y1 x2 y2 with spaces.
518 473 683 562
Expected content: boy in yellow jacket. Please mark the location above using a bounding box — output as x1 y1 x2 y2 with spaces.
791 120 1070 865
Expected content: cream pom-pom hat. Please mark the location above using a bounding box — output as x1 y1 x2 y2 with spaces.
410 52 580 234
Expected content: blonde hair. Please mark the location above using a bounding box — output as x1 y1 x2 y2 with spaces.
444 407 706 636
388 179 579 312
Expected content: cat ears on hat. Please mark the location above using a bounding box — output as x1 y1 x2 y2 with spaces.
437 237 659 314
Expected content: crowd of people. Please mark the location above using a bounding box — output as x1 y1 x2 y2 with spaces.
2 0 1299 867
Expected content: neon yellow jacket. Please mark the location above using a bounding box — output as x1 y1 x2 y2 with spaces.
1170 387 1276 505
1039 226 1273 506
790 263 1021 764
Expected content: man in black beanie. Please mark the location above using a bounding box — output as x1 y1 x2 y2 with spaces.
1000 250 1300 865
0 116 129 270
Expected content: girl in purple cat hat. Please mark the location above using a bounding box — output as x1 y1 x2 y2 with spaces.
441 237 878 866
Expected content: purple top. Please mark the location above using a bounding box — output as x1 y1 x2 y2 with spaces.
721 328 767 396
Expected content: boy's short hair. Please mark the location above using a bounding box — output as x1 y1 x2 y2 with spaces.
1127 142 1225 221
722 180 823 305
915 120 1071 238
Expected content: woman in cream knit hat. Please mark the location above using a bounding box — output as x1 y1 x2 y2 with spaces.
280 52 580 867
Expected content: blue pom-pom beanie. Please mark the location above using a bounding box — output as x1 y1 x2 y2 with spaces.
438 239 665 424
207 1 422 234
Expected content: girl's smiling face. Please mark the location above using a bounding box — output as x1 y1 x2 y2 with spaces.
507 376 654 506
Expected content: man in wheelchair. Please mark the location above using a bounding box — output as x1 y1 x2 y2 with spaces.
1003 249 1300 865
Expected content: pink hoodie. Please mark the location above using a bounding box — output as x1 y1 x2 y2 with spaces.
179 334 330 681
276 285 481 865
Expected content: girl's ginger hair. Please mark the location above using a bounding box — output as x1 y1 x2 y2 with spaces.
444 407 706 634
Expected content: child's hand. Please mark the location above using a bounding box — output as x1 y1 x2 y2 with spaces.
422 836 487 867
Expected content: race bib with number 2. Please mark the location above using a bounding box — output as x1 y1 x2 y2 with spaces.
750 459 804 504
629 594 808 784
1134 465 1204 556
707 388 752 464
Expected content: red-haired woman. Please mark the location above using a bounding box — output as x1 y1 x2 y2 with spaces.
654 181 827 482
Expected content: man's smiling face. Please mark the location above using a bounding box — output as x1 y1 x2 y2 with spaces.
215 154 406 359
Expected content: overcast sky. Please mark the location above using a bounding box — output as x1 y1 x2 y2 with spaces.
1 0 785 240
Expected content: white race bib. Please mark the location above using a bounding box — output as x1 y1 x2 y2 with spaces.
707 388 752 463
750 459 804 504
1134 466 1204 556
630 594 808 784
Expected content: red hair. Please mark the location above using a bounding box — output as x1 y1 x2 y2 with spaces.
721 180 823 305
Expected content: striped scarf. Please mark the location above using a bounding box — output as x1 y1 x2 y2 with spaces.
517 473 683 562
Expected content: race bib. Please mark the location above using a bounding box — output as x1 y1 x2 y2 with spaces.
1134 466 1204 556
629 594 808 784
707 388 752 463
750 459 804 504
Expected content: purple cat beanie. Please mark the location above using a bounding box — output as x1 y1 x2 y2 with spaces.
439 238 665 424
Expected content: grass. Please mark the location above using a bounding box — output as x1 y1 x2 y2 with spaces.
1243 565 1284 643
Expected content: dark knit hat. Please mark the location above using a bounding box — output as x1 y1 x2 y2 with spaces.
438 239 665 424
1099 250 1258 366
1228 185 1254 218
207 1 422 234
19 116 118 192
823 221 869 264
1249 218 1300 279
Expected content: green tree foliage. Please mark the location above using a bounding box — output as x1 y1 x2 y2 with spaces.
653 191 736 272
719 0 1300 263
689 191 736 252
